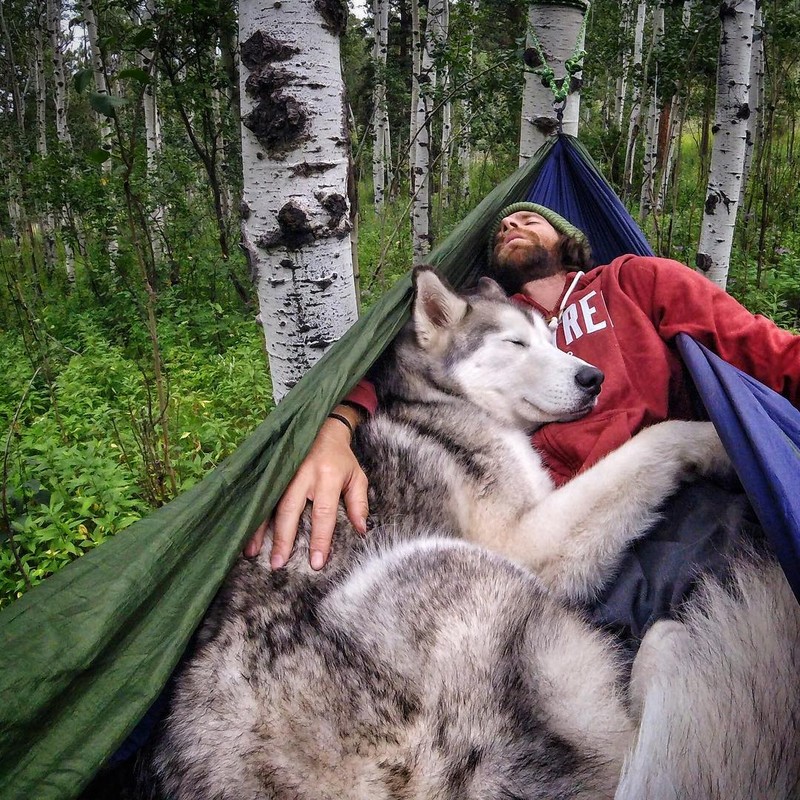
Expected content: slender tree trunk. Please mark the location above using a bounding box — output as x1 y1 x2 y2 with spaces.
518 0 589 165
82 0 112 165
696 0 756 287
439 0 451 207
457 0 476 202
639 1 664 220
738 0 763 207
409 0 421 193
411 0 445 261
372 0 390 209
615 0 633 128
623 0 648 194
140 0 165 266
239 0 358 402
47 0 71 148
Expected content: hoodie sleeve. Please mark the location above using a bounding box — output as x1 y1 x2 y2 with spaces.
616 256 800 408
343 378 378 415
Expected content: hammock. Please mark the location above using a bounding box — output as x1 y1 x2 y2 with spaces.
1 135 798 800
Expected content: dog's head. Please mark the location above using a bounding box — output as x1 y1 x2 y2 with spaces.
407 267 603 430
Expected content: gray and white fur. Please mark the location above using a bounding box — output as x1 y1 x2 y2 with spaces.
140 269 799 800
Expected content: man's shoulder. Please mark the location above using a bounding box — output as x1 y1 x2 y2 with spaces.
586 254 696 285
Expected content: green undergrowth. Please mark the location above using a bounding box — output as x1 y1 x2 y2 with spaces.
1 296 273 607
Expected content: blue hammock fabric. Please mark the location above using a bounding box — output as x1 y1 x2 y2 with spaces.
526 136 655 266
527 135 800 606
678 335 800 602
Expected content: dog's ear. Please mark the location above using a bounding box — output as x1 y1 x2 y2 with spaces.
475 277 507 301
412 267 468 349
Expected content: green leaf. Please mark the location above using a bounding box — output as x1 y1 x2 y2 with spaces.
117 67 151 86
129 27 156 49
87 149 112 165
89 92 129 118
73 68 95 94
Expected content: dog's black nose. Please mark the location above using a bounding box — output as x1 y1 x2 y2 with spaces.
575 365 604 396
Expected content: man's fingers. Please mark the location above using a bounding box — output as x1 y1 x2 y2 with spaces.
243 519 268 558
271 483 309 570
344 469 370 534
308 476 343 570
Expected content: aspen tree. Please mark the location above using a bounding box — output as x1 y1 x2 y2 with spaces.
696 0 756 287
239 0 358 402
518 0 589 165
372 0 390 209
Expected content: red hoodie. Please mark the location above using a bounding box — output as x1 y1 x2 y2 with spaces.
349 255 800 486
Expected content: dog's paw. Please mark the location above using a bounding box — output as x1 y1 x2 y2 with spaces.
681 421 731 477
642 420 731 478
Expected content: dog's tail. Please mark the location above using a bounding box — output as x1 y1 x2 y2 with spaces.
615 551 800 800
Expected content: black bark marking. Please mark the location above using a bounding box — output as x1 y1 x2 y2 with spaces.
696 252 713 272
523 47 543 68
317 191 348 228
737 102 751 120
314 0 348 35
533 116 559 136
720 2 737 20
277 201 315 248
705 193 719 214
240 200 251 220
240 31 297 69
290 161 337 178
242 91 307 154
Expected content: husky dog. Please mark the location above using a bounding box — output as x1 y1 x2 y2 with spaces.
141 269 799 800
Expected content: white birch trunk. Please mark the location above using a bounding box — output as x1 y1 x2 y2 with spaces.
409 0 421 194
638 1 664 219
656 0 695 210
82 0 112 164
372 0 389 209
140 0 165 263
615 0 633 128
518 0 589 165
411 0 445 261
623 0 648 192
34 12 47 158
439 0 451 206
696 0 756 287
457 0 476 199
47 0 72 148
239 0 357 402
738 0 762 207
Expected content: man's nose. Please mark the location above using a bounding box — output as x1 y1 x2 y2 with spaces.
500 217 518 231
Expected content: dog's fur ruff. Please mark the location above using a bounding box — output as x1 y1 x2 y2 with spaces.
139 269 799 800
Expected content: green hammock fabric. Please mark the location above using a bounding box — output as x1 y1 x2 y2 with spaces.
0 141 555 800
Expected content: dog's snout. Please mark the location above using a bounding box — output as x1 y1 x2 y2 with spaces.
575 365 604 396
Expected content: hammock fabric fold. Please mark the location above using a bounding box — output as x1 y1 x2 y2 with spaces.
1 134 798 800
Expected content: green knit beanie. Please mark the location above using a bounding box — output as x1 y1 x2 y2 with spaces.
487 202 588 264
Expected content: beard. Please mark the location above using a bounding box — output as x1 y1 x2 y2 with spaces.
490 240 562 294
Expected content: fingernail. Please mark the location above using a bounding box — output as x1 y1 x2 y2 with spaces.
358 517 368 534
310 550 325 570
270 554 285 570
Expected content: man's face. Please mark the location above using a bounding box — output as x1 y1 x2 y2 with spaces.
490 211 564 292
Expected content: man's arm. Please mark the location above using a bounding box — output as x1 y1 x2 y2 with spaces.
244 383 376 569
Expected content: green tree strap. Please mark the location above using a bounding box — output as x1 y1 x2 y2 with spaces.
525 2 590 105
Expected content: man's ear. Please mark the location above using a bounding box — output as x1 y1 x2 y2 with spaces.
412 267 468 349
476 276 508 301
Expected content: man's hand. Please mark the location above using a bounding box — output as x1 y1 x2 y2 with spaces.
243 408 369 570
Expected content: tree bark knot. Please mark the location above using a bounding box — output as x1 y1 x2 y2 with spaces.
314 0 348 36
240 31 298 69
704 190 735 216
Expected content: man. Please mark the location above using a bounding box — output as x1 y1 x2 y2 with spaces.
247 203 800 635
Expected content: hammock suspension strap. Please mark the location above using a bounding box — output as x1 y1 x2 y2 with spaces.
524 3 589 120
